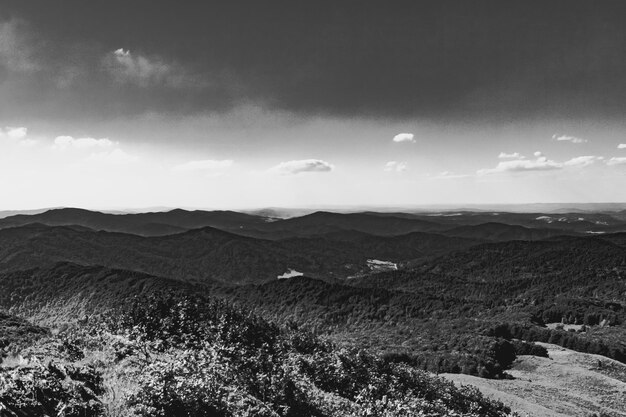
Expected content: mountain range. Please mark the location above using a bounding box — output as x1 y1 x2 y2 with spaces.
2 207 626 416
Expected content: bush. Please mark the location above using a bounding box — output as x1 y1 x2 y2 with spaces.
0 361 104 417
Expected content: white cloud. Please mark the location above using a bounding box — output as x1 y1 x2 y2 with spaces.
607 157 626 166
86 149 137 165
618 144 626 149
18 138 38 147
392 133 415 143
54 136 116 149
478 152 607 175
104 48 201 88
173 159 234 172
0 126 36 147
478 157 562 175
563 156 603 167
384 161 408 172
114 48 130 58
552 134 587 143
270 159 333 175
52 135 135 165
432 171 470 179
0 126 28 139
498 152 524 159
7 127 27 139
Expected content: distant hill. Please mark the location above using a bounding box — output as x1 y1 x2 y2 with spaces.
4 208 625 241
0 223 482 284
397 211 626 233
440 222 575 241
0 207 271 236
225 210 626 239
354 236 626 326
0 208 58 219
609 209 626 221
228 234 626 333
236 211 449 239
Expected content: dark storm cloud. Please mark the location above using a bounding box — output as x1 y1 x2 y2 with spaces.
2 0 626 120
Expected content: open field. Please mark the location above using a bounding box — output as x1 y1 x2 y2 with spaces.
443 342 626 417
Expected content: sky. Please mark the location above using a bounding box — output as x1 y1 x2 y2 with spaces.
2 0 626 210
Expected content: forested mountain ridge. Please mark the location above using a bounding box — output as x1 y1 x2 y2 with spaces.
358 236 626 300
0 262 206 324
234 211 448 239
440 222 577 241
0 223 483 284
0 207 270 236
388 210 626 233
3 207 626 241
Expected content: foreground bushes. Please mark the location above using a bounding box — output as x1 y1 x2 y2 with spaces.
0 361 103 416
1 294 515 416
113 293 514 416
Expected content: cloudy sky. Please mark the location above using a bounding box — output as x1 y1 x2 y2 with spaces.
2 1 626 210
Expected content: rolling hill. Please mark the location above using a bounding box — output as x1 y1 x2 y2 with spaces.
0 223 483 284
235 211 449 239
354 236 626 307
0 207 271 236
440 222 576 241
3 207 624 242
381 211 626 234
0 262 202 325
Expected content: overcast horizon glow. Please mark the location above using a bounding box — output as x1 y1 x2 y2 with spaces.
2 1 626 210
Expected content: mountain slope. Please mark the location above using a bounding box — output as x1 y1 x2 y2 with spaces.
440 222 576 241
0 223 482 284
0 262 202 324
356 236 626 297
4 208 624 241
400 211 626 233
235 211 449 239
0 207 270 236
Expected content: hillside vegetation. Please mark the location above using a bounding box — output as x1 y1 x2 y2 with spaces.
0 223 481 283
0 263 540 380
0 293 515 416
